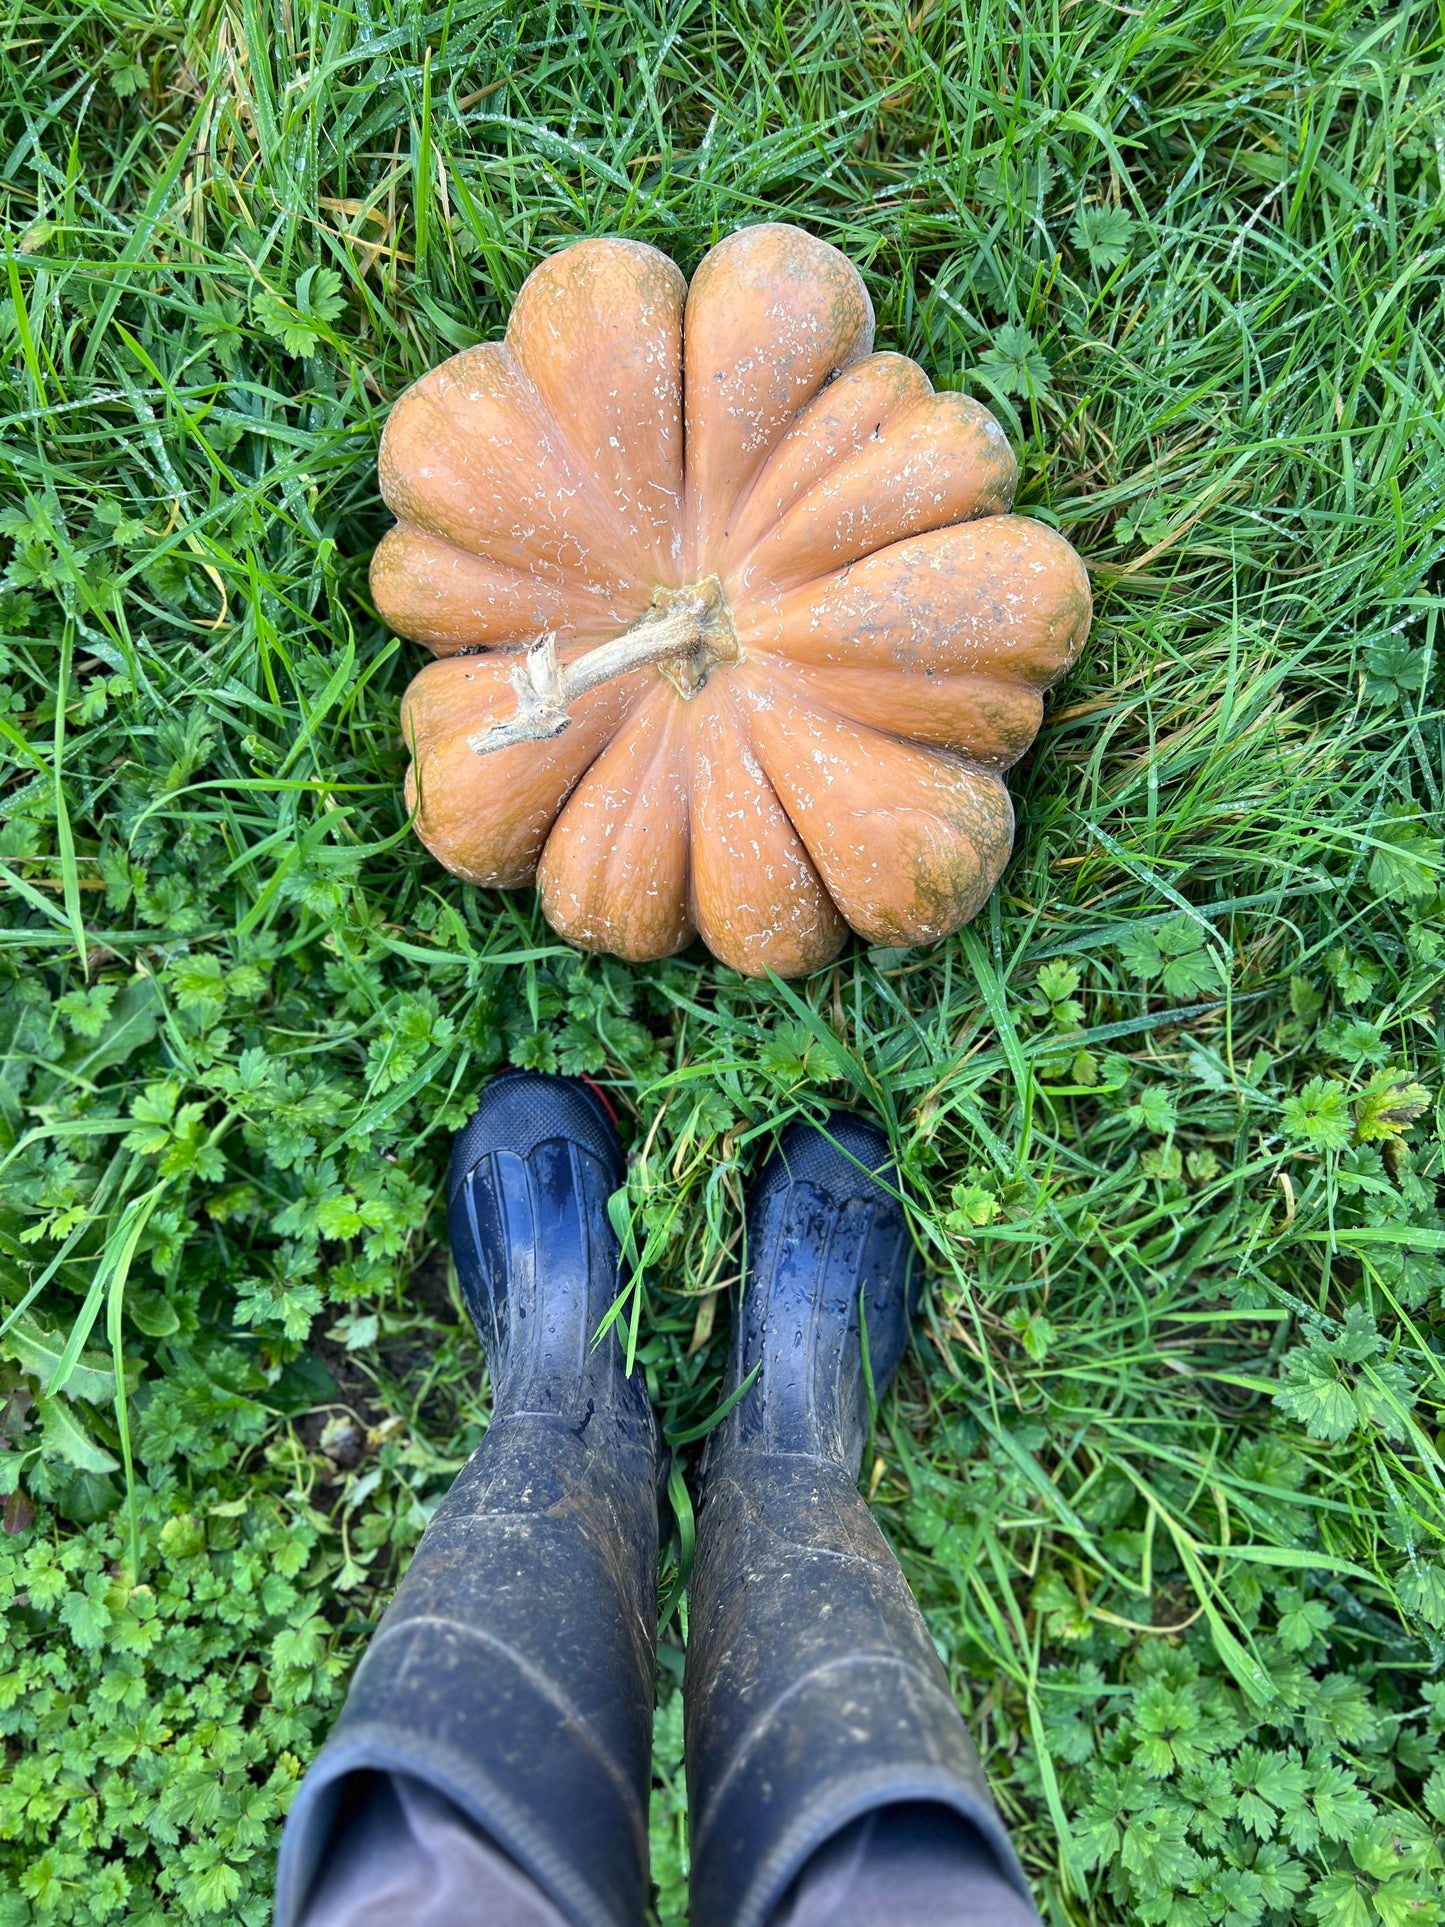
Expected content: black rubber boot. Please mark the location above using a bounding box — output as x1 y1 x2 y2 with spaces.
274 1073 660 1927
683 1115 1035 1927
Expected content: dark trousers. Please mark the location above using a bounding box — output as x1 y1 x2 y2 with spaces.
300 1771 1038 1925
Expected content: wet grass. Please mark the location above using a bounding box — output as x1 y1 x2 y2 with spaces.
1 1 1444 1921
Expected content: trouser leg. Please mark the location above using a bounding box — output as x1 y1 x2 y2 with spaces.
297 1772 567 1927
769 1804 1040 1927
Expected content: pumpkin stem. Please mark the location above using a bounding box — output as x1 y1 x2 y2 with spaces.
467 576 739 757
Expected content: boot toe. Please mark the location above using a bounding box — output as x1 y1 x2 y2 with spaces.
752 1112 898 1213
447 1072 623 1204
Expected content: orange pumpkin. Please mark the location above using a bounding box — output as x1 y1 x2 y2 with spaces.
373 223 1090 976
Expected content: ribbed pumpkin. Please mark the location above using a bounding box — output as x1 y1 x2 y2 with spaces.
373 223 1090 977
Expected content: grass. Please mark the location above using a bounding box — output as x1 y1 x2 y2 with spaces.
1 0 1443 1920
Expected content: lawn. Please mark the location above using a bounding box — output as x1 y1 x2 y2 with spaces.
1 0 1443 1921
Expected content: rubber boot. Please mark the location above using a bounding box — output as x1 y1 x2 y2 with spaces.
684 1115 1034 1927
274 1074 660 1927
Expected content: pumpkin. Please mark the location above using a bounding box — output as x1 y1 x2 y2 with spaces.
373 223 1091 976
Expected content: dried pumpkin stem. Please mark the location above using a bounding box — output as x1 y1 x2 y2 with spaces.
467 575 740 757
